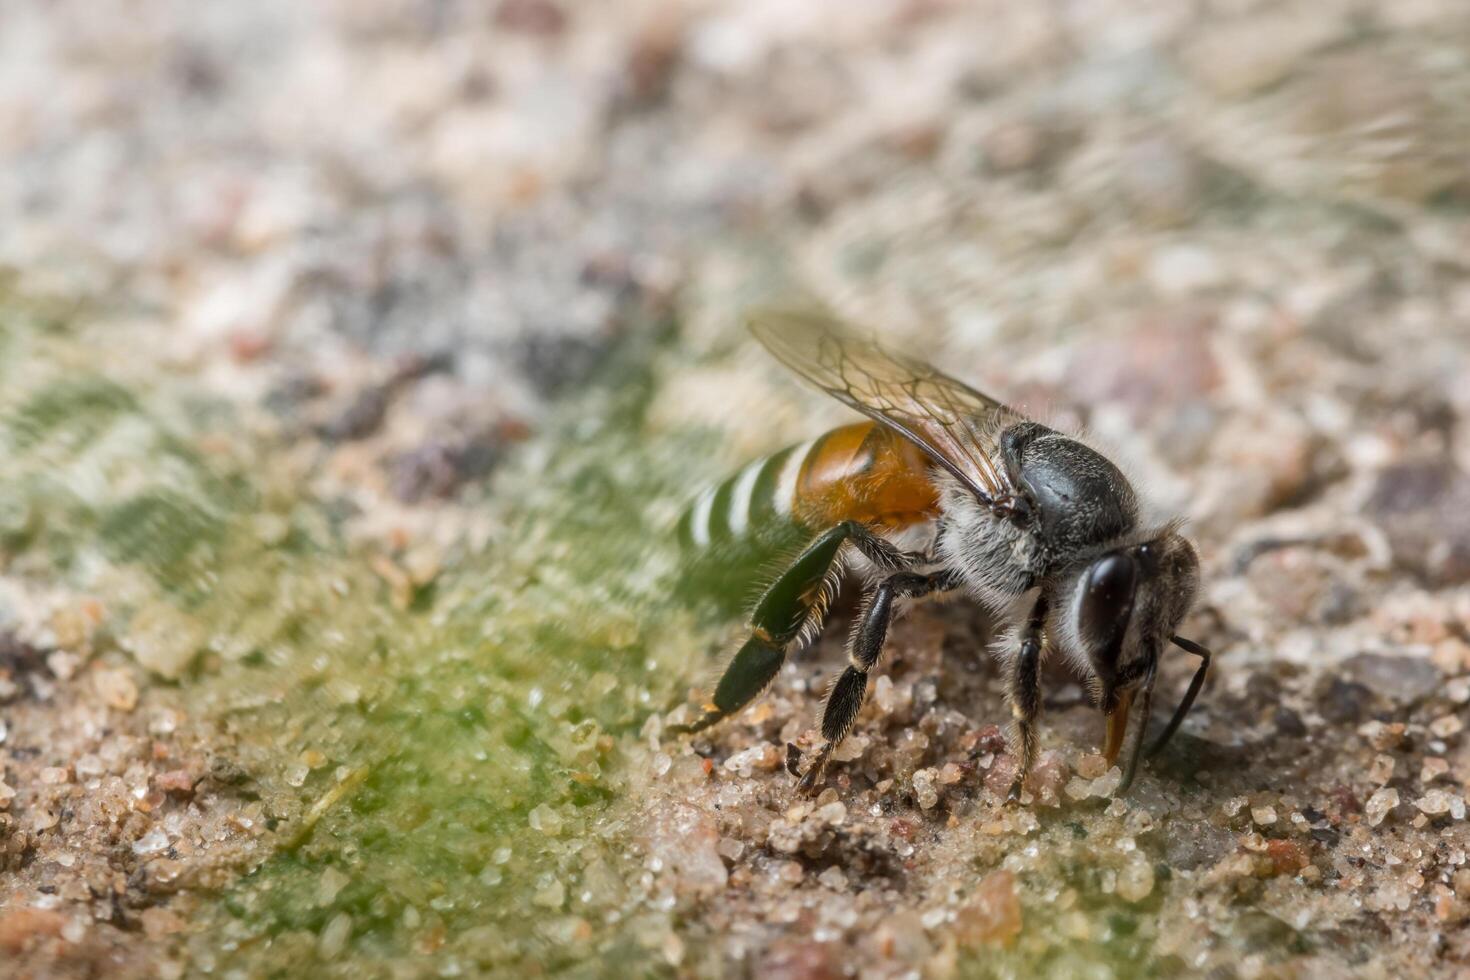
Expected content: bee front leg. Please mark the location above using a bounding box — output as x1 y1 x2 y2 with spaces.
798 569 954 795
1004 594 1049 803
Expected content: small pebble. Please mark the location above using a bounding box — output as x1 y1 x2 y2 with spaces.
669 755 709 784
317 912 352 958
532 877 566 909
784 802 812 824
1265 839 1311 876
1421 758 1450 783
1251 805 1278 826
723 743 779 775
156 770 194 794
1366 788 1400 827
817 866 847 890
872 675 898 714
1116 861 1155 903
817 802 847 826
1092 768 1123 798
46 651 81 681
831 734 868 763
1415 791 1455 817
912 769 940 810
93 667 139 712
529 804 564 835
1430 715 1464 738
317 867 351 907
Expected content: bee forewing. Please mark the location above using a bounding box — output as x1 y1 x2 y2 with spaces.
748 307 1015 504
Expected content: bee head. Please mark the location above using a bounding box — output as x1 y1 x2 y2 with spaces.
1062 528 1200 790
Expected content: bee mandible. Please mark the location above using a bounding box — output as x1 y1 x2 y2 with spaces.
672 309 1211 799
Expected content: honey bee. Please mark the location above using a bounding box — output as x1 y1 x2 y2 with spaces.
671 309 1211 799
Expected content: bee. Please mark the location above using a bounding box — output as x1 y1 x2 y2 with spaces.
671 308 1211 799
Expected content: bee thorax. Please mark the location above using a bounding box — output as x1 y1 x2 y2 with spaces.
934 482 1044 609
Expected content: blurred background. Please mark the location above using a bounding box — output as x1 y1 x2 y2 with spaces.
1 1 1469 977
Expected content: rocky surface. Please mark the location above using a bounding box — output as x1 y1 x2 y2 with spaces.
1 0 1468 977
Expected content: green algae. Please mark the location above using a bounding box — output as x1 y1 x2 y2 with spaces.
1 306 722 974
189 353 718 975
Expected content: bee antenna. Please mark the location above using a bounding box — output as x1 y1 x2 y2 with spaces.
1147 635 1212 758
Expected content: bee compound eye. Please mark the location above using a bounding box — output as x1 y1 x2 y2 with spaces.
1078 552 1138 663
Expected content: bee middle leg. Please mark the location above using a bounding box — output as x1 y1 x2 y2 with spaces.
797 569 955 794
1004 593 1050 802
670 521 914 736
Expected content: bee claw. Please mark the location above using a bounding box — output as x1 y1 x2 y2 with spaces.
784 742 804 778
794 742 833 795
664 707 722 737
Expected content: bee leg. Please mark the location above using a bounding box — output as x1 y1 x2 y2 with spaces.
670 633 788 735
798 570 953 795
671 522 895 736
1004 594 1050 803
842 522 920 571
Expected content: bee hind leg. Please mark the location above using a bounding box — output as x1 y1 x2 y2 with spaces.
798 569 955 795
1004 594 1050 803
670 522 895 736
668 632 787 735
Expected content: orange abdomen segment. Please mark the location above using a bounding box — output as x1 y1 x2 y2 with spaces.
793 422 940 532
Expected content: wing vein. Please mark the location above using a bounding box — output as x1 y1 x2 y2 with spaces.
748 307 1014 504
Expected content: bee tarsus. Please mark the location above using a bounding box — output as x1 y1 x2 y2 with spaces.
797 567 957 795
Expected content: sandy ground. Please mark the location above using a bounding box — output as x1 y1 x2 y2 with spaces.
2 0 1469 976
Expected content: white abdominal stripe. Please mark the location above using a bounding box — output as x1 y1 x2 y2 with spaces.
678 439 814 552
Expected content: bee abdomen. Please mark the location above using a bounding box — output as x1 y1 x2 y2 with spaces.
678 440 813 552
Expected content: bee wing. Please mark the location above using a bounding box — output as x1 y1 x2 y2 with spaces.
749 307 1014 502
